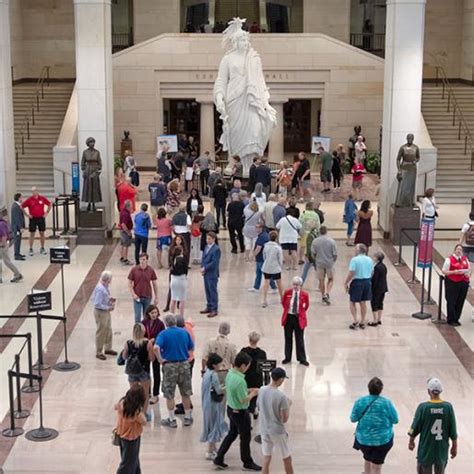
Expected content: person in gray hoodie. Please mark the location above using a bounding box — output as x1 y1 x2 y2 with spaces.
261 231 284 307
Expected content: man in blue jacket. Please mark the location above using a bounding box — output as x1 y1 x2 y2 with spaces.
200 231 221 318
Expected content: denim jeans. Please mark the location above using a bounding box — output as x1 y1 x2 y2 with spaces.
133 296 151 323
301 260 315 284
253 261 276 290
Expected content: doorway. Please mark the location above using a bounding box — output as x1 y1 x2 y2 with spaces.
284 99 320 154
164 99 201 141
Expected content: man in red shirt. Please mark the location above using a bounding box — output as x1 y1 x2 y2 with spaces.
128 253 159 322
117 178 137 213
119 200 133 265
21 187 51 256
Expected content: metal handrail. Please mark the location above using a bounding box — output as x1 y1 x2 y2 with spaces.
14 66 51 171
432 62 474 171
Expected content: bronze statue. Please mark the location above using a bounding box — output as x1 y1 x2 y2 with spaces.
81 137 103 211
395 133 420 207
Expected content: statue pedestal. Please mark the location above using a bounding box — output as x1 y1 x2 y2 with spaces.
389 205 420 245
77 209 106 245
121 138 133 157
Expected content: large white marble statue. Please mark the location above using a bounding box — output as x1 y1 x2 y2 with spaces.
214 18 276 175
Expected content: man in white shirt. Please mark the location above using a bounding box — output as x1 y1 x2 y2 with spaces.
263 194 277 231
257 368 293 474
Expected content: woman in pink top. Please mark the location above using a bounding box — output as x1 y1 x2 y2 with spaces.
155 207 173 268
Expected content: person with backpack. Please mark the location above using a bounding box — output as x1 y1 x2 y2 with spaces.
343 194 358 246
442 244 471 326
459 211 474 263
300 220 320 285
350 377 398 473
121 323 154 421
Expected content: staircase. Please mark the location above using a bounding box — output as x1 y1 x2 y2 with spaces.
422 84 474 203
13 83 74 197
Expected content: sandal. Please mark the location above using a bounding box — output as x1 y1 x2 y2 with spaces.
359 323 366 330
349 323 358 330
367 321 378 327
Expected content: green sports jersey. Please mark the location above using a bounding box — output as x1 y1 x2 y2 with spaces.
408 400 457 465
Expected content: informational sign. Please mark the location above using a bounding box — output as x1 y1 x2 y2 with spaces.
257 360 277 373
156 134 178 157
417 219 435 268
27 290 52 313
71 162 80 195
50 246 70 264
311 136 331 154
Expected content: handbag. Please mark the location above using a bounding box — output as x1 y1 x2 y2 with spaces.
117 350 125 366
353 398 378 450
210 387 224 403
112 428 120 446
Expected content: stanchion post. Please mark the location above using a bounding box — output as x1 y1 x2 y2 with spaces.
33 312 50 372
22 332 40 393
408 243 420 284
424 265 436 305
2 371 24 438
394 228 404 266
25 375 59 442
432 273 447 325
13 355 30 419
53 263 80 372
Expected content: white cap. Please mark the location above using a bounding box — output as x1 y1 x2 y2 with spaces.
427 378 443 394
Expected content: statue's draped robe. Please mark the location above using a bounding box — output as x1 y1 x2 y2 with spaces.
214 48 276 161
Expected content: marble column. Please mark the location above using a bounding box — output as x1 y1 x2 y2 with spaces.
268 101 285 163
0 0 15 208
199 100 215 159
74 0 114 228
379 0 426 233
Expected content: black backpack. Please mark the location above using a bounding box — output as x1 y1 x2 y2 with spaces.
125 341 144 376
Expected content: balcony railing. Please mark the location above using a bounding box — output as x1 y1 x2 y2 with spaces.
350 33 385 57
112 31 133 53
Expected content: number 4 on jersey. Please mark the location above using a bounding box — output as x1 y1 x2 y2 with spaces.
431 419 443 440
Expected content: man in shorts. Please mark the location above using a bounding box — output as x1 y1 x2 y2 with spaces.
318 146 332 193
258 367 293 474
311 225 337 305
344 243 373 330
408 378 458 474
295 151 312 202
21 186 51 256
155 314 194 428
119 200 133 265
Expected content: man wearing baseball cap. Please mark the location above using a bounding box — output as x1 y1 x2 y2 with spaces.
257 368 294 474
408 378 458 474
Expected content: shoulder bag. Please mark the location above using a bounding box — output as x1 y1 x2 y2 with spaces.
353 398 378 450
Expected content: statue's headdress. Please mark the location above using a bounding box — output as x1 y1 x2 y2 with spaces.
222 17 249 49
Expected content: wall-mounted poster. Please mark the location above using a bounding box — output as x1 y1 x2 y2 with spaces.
156 135 178 157
311 136 331 154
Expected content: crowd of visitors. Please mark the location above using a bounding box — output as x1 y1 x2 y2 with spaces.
0 132 468 473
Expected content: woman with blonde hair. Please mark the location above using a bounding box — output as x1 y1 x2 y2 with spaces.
276 160 292 197
243 200 263 261
122 323 154 421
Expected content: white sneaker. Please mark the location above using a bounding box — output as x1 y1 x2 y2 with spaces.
247 287 257 292
205 451 217 461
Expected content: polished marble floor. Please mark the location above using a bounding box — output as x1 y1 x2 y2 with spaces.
1 235 472 473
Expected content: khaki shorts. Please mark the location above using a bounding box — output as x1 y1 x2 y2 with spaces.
261 432 291 459
161 361 192 400
317 266 334 280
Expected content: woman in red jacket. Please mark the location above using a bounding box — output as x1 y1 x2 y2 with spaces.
281 276 310 366
442 244 471 326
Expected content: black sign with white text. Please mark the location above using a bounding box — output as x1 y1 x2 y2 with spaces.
27 291 52 313
50 246 70 264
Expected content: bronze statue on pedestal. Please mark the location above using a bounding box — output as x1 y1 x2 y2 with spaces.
395 133 420 208
81 137 103 212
